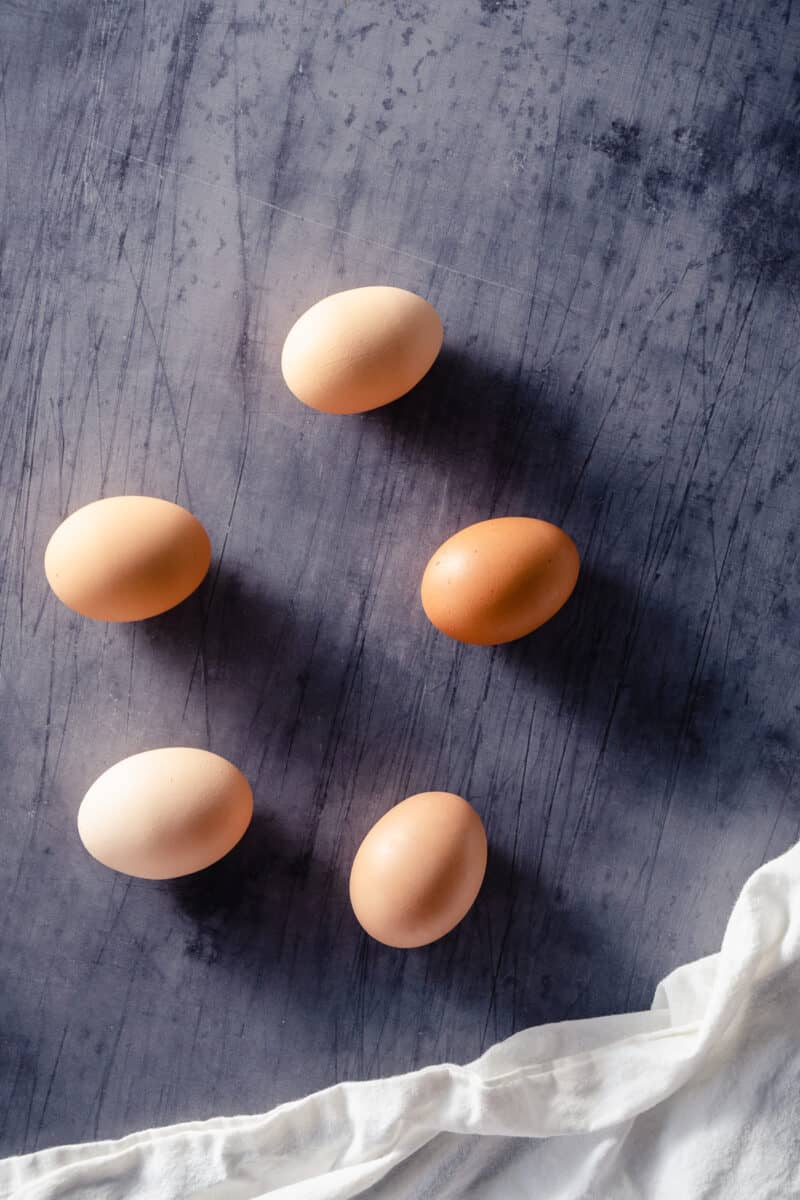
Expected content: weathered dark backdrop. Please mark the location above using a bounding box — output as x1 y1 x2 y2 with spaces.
1 0 799 1155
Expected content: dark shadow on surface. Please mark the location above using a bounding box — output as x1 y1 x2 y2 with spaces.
136 563 280 681
476 843 634 1032
370 343 581 518
342 838 637 1069
167 812 298 924
373 347 723 787
133 560 369 770
133 351 723 1003
500 563 721 779
165 809 349 970
135 345 723 818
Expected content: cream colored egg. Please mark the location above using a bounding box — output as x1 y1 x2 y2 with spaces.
45 496 211 622
78 748 253 879
281 285 444 414
349 791 488 948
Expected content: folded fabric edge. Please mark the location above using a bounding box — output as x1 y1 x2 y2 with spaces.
5 839 798 1199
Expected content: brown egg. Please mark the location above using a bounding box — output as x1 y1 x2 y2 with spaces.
349 791 488 948
44 496 211 622
78 748 253 879
281 285 443 414
421 516 580 645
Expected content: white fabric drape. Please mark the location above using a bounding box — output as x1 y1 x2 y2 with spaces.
4 840 799 1199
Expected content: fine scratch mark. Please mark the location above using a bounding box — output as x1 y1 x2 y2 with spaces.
90 138 550 305
83 162 194 510
82 0 114 194
34 1023 69 1141
479 717 532 1050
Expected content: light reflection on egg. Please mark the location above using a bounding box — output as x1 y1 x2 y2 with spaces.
349 791 488 949
45 496 211 622
421 516 580 645
78 748 253 880
281 285 443 414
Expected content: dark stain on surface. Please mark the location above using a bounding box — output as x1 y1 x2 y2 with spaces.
393 1 431 19
756 117 800 173
670 120 734 196
587 101 747 211
169 814 335 968
585 101 800 278
643 163 675 207
182 1 215 65
718 188 800 280
480 0 527 12
593 119 641 164
715 117 800 280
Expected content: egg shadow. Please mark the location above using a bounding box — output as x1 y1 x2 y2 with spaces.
370 345 725 794
138 564 425 978
136 345 723 810
369 343 585 520
129 353 723 1001
166 812 297 926
136 556 681 1054
128 347 724 1028
135 556 462 857
135 562 281 692
130 560 349 759
499 563 722 788
419 840 558 1043
481 844 638 1030
339 837 637 1074
487 880 637 1040
165 809 350 972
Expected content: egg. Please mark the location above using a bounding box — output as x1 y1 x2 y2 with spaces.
349 791 487 948
281 285 443 414
45 495 211 622
421 516 580 645
78 748 253 879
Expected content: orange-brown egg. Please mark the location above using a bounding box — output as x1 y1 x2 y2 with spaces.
281 286 443 414
349 791 487 948
78 748 253 879
421 516 580 645
44 496 211 622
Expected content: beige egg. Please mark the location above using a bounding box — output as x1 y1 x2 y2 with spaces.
349 791 488 948
281 285 444 414
421 516 580 645
78 748 253 879
45 496 211 622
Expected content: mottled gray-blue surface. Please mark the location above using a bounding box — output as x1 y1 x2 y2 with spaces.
1 0 799 1155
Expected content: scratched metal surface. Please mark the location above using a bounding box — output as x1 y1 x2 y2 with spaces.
1 0 799 1155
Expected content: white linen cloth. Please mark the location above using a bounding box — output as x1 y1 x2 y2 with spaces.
4 840 799 1199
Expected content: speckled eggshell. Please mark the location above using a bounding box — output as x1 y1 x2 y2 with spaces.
421 516 580 645
349 791 488 949
44 495 211 622
78 748 253 880
281 285 444 414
